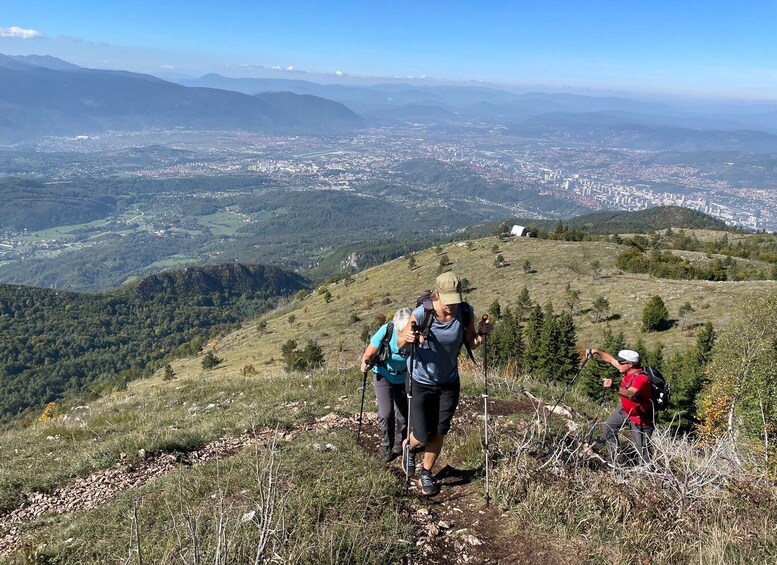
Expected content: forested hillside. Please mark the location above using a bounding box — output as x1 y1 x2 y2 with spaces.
0 264 306 422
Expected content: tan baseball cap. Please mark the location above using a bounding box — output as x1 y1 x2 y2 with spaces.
436 271 463 305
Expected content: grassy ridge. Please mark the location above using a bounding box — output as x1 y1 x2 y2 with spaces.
248 235 774 373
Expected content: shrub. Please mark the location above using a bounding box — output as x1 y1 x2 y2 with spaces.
201 351 222 370
642 295 669 332
281 339 325 371
591 296 610 323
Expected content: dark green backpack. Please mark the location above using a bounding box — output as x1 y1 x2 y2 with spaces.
375 322 394 367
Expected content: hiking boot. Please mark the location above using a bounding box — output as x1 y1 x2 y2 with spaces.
380 446 393 462
402 443 416 477
391 444 403 457
418 470 438 496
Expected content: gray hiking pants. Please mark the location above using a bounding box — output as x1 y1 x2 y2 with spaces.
373 375 408 450
602 406 654 465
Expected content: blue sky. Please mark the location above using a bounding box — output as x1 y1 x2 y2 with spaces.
1 1 776 98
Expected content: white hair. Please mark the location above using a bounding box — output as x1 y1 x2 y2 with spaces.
393 307 412 333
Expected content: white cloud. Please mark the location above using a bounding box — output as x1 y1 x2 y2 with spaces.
335 70 344 76
0 26 42 39
285 65 294 71
160 64 175 69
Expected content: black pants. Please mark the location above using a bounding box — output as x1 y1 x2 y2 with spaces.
409 379 460 444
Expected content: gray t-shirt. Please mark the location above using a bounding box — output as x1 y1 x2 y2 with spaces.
409 303 470 385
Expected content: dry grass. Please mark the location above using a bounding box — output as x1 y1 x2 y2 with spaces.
487 385 777 564
203 236 773 379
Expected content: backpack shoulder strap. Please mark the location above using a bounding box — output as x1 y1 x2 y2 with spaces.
460 302 472 331
459 302 477 365
419 296 435 337
384 321 394 345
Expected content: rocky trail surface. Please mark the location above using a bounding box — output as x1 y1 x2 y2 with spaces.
1 398 567 563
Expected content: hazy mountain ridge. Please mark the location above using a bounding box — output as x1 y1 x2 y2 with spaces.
181 72 777 135
0 63 364 142
562 205 730 233
0 54 81 71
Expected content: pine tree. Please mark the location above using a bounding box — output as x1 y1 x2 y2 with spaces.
487 307 524 375
201 351 222 370
633 337 647 361
515 286 533 322
523 303 544 376
581 328 625 401
535 303 560 382
642 295 669 332
643 342 664 370
556 311 578 383
678 301 695 331
696 321 716 366
590 260 601 281
564 282 581 314
591 296 610 323
488 299 502 320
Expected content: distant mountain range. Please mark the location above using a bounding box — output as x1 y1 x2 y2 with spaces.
181 73 777 138
0 55 364 141
2 53 777 149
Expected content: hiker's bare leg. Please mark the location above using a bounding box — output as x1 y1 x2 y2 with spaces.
406 432 425 451
422 434 444 471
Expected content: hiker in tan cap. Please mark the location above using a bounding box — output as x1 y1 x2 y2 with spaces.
396 271 490 496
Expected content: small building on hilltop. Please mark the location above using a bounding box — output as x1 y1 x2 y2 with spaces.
510 225 528 237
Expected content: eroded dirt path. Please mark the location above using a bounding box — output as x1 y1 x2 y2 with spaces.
358 396 568 564
1 397 567 563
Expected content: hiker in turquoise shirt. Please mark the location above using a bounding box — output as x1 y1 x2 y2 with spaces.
360 308 412 461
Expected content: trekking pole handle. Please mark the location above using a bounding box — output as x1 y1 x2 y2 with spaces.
478 315 492 336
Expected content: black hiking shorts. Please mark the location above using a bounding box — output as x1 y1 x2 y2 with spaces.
409 379 460 444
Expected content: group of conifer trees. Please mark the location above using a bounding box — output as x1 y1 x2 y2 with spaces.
483 287 718 433
484 287 578 384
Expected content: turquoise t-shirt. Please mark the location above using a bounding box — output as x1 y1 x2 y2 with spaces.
370 323 410 385
409 303 470 386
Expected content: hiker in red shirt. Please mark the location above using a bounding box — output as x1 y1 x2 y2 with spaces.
589 348 655 465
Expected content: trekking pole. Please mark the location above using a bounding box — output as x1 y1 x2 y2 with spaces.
404 321 418 490
356 368 369 445
547 350 592 417
480 315 491 508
